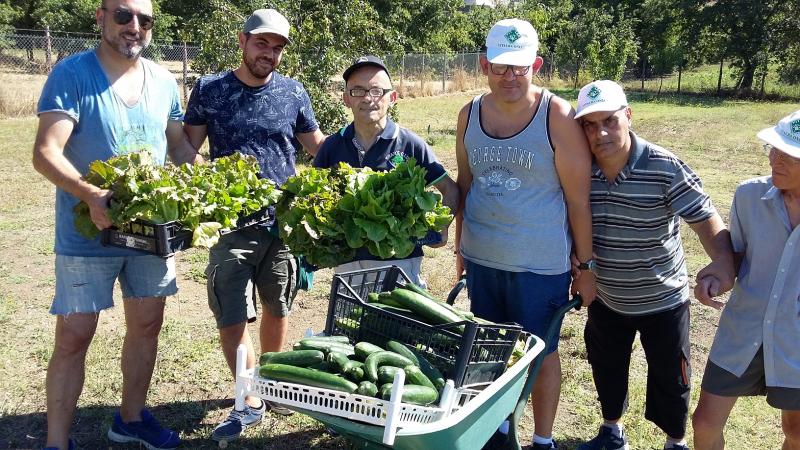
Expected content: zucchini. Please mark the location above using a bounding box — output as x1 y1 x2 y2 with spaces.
295 339 355 356
327 351 351 370
390 289 465 328
377 291 405 308
259 350 324 367
400 282 439 301
386 340 420 366
354 341 384 361
409 348 446 390
314 335 351 343
334 317 360 334
356 381 379 397
308 360 339 373
367 292 380 303
343 360 365 382
403 364 437 391
368 303 427 322
259 364 358 393
379 384 440 406
365 351 415 382
378 365 404 385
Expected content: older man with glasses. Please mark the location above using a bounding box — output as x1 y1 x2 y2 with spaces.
313 55 459 284
453 18 596 450
32 0 202 448
693 110 800 450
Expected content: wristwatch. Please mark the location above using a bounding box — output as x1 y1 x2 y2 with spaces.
578 259 596 272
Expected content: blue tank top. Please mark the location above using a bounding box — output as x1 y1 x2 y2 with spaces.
460 90 571 274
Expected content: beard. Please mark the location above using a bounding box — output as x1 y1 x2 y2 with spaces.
242 48 276 80
103 28 151 60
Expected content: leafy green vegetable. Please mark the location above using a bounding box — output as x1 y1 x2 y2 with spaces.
74 151 281 248
276 159 453 268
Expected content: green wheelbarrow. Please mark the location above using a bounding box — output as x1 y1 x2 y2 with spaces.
289 296 582 450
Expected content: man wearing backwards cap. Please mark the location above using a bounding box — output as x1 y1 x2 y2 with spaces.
313 55 459 283
454 18 596 449
183 8 326 443
692 110 800 450
572 80 733 450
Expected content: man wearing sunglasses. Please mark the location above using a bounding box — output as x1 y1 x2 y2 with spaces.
312 55 459 283
453 18 596 450
32 1 202 449
693 110 800 450
183 8 326 444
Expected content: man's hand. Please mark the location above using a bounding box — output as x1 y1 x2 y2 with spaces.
694 274 727 309
571 270 596 307
86 188 113 230
455 251 465 284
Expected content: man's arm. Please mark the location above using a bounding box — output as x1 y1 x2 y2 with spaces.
690 213 736 308
454 103 472 280
430 175 460 248
32 112 112 230
550 97 596 305
183 123 208 154
166 120 203 165
296 129 326 157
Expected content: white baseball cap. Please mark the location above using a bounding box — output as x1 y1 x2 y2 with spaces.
243 9 291 43
757 110 800 159
574 80 629 119
485 18 539 66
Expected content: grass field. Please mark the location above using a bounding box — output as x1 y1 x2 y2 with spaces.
0 89 795 449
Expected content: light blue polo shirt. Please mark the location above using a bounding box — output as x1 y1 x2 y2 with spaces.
709 176 800 388
37 49 183 256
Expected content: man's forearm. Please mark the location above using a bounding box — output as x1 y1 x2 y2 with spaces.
567 202 594 262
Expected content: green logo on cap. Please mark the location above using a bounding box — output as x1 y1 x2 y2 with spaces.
587 86 601 99
505 28 521 43
792 119 800 134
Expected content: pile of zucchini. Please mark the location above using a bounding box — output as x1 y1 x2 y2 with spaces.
365 282 479 328
258 335 445 406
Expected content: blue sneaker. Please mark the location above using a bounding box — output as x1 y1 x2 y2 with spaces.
578 426 630 450
211 401 266 441
43 438 76 450
107 409 180 450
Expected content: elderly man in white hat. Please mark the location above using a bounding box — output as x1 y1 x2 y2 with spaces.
454 18 596 450
692 111 800 450
572 80 733 450
183 8 326 444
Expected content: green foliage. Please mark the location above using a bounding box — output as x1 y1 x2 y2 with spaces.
73 151 281 247
276 160 453 268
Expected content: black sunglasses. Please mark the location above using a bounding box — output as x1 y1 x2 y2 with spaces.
102 7 155 30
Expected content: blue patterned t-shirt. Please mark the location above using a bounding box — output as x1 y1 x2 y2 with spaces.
184 70 319 186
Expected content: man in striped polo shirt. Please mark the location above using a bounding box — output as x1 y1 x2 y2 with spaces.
573 80 734 450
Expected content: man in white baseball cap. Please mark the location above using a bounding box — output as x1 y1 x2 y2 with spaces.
454 18 596 450
693 110 800 450
573 80 733 450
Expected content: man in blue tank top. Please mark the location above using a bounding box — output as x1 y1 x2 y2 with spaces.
454 18 597 450
183 8 326 443
314 55 459 285
33 0 203 448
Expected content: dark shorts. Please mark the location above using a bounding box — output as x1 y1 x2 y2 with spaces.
702 347 800 410
206 226 297 328
465 260 570 354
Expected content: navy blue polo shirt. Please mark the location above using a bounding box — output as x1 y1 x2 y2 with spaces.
313 119 448 260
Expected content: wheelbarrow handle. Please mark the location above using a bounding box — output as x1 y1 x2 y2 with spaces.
503 294 582 450
446 275 467 305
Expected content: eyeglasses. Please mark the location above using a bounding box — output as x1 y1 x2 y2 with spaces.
349 87 392 98
489 63 530 76
102 7 155 30
765 143 800 166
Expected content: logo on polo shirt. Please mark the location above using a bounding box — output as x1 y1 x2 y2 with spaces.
388 152 407 166
588 86 601 99
505 28 521 44
791 119 800 135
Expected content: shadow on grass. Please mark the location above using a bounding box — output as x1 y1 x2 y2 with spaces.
0 399 348 450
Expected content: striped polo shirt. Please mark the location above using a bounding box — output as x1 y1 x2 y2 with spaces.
591 132 716 316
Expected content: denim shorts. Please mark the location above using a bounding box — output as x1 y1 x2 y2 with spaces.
206 227 297 328
52 254 177 315
465 260 571 354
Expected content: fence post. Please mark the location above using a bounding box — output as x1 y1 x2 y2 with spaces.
717 58 723 96
182 41 189 103
45 26 53 72
400 54 405 95
441 57 446 94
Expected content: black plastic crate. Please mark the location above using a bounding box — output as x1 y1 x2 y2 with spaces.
324 266 523 387
101 220 192 257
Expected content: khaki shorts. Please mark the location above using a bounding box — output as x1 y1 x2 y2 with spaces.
205 226 297 328
702 347 800 410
